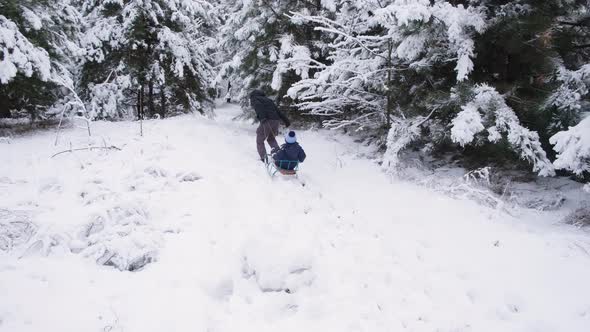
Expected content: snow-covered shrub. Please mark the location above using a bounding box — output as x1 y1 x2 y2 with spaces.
564 206 590 228
451 85 555 176
382 117 423 172
518 193 566 211
464 167 492 186
550 116 590 183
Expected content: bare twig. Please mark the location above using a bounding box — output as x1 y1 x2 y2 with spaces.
54 104 68 146
574 43 590 49
51 146 122 158
416 108 438 127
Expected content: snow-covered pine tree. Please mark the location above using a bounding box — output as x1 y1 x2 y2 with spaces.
285 0 589 176
79 0 217 120
541 1 590 134
452 0 588 176
0 0 81 119
285 1 489 155
216 0 333 108
461 0 589 144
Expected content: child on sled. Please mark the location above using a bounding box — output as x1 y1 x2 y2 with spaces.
271 131 306 172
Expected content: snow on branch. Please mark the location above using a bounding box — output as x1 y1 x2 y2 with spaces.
0 15 51 84
452 85 555 176
271 34 312 90
451 102 485 145
546 64 590 114
372 0 487 81
87 77 129 120
284 0 488 133
383 116 423 172
550 116 590 176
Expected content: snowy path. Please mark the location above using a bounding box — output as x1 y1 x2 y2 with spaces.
1 104 590 332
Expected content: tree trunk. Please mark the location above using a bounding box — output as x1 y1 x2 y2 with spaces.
139 85 144 137
0 105 10 118
160 87 166 118
137 86 145 120
137 88 141 120
148 79 155 118
385 41 394 130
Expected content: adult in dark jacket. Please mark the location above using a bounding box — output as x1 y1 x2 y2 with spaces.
250 90 291 161
272 131 306 170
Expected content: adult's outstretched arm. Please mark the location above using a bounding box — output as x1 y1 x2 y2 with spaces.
277 108 291 127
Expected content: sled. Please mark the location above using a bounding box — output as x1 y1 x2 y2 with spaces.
265 156 299 178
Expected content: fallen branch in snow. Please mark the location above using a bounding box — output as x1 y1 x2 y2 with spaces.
54 105 66 146
51 146 121 158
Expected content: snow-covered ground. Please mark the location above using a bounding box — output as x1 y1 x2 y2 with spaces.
1 103 590 332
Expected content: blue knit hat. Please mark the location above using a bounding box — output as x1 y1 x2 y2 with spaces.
285 131 297 144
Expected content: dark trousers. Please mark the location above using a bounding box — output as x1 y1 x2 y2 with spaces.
256 120 280 160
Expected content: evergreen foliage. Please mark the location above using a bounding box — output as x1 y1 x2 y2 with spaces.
0 0 80 119
79 0 218 119
0 0 589 183
216 0 333 105
279 0 589 177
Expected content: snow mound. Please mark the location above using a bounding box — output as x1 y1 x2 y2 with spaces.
242 235 315 293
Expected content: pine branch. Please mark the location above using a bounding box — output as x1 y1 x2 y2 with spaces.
558 18 590 28
573 43 590 49
287 12 387 61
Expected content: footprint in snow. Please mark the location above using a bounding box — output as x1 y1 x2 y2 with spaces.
176 172 202 182
144 166 168 178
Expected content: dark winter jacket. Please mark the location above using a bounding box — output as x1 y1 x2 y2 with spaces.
250 90 290 126
273 142 306 170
